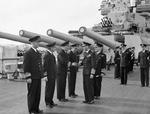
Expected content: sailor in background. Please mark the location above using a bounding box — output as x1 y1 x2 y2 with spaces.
23 36 43 114
138 44 150 87
114 46 121 79
120 43 130 85
93 42 106 99
68 44 79 98
81 42 95 104
57 41 69 102
126 47 132 73
106 48 113 71
129 47 135 72
43 43 57 108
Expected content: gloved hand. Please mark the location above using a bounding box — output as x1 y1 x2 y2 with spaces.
26 78 32 83
44 77 48 81
90 74 94 79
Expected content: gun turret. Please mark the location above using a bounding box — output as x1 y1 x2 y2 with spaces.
47 29 83 44
0 31 47 47
19 30 65 45
79 27 119 49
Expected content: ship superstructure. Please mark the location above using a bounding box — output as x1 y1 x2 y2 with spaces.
91 0 150 58
93 0 150 46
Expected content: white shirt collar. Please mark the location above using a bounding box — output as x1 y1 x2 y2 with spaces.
85 49 90 53
47 50 53 54
31 47 38 52
97 51 101 54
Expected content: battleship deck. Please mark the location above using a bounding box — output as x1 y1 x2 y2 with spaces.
0 66 150 114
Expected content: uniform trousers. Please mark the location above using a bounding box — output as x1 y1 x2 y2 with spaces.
93 76 102 97
57 72 67 100
68 66 77 96
140 67 149 86
27 79 41 113
114 63 120 78
83 74 94 102
45 77 55 105
120 67 128 85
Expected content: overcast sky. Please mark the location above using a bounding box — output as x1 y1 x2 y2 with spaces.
0 0 102 45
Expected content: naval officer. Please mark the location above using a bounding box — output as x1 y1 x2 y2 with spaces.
120 43 130 85
68 44 79 98
93 42 106 99
23 36 43 114
138 44 150 87
43 43 57 108
81 42 95 104
57 41 69 102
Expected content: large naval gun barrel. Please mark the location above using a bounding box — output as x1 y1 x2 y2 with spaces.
79 27 119 49
47 29 83 44
19 30 65 45
0 31 47 47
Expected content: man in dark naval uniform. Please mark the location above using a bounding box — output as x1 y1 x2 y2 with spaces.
138 44 150 87
114 46 121 79
68 44 79 98
57 41 69 102
120 43 130 85
93 42 106 99
23 36 43 114
43 43 57 108
130 47 135 72
81 42 95 104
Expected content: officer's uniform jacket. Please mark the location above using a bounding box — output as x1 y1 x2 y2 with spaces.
138 50 150 68
114 51 120 64
120 49 130 67
82 50 95 75
23 48 43 79
68 51 78 67
43 50 56 79
57 49 69 74
94 52 106 76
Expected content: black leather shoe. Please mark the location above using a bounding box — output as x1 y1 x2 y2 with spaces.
70 95 76 98
94 96 100 99
52 103 58 106
29 112 36 114
29 111 37 114
36 109 43 113
73 94 78 97
46 104 53 108
88 100 94 104
59 99 69 102
82 100 88 103
63 99 69 102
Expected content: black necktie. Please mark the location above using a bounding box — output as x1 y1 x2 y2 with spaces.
36 49 39 53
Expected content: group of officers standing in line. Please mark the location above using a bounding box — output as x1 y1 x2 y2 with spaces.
23 35 106 114
114 43 150 87
23 35 150 114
